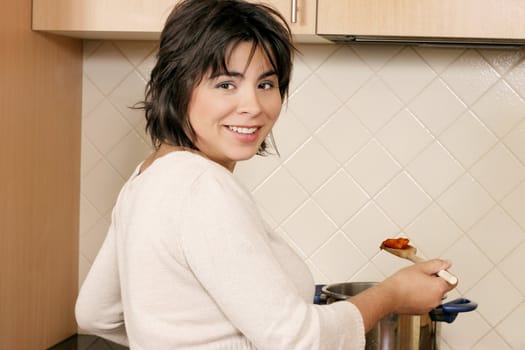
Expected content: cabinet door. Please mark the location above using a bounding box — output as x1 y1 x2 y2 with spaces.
33 0 322 41
259 0 317 38
32 0 179 39
317 0 525 42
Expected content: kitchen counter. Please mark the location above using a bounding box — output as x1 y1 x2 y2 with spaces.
48 334 128 350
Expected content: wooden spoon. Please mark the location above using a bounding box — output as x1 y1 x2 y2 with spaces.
381 244 458 285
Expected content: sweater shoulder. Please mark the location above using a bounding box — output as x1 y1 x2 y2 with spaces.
132 151 254 214
135 151 237 190
168 153 252 200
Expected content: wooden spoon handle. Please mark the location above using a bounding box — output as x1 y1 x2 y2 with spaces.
411 255 458 284
409 255 425 263
437 270 458 285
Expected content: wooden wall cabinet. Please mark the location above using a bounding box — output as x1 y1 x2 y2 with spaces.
33 0 525 44
32 0 324 42
317 0 525 44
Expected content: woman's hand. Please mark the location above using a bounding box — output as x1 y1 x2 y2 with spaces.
347 259 456 332
381 259 455 314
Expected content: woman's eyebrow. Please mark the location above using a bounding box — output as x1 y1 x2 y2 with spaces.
210 70 277 80
259 70 277 79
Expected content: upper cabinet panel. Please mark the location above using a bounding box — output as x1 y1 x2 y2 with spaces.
32 0 322 42
317 0 525 44
32 0 177 39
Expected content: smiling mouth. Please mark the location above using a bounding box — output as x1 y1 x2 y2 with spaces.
227 125 258 135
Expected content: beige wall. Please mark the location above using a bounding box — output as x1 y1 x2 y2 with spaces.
80 40 525 350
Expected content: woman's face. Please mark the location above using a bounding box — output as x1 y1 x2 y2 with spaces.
188 42 282 171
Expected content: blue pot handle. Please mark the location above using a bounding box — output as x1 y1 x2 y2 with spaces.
314 284 326 305
430 298 478 323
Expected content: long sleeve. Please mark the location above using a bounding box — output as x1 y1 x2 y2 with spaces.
178 168 365 349
75 221 129 346
75 152 365 349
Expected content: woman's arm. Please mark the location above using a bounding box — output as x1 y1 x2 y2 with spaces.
349 259 455 332
75 223 128 346
179 170 365 349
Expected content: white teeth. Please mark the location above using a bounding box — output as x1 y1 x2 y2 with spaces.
228 126 257 134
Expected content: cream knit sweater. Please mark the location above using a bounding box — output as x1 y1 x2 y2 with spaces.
75 151 365 349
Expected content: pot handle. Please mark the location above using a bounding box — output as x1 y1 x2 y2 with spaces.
314 284 327 305
430 298 478 323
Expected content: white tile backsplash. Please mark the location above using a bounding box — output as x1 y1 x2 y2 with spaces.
310 232 368 282
107 71 148 128
409 78 467 136
438 174 496 232
376 109 434 166
478 49 525 76
347 76 403 132
406 142 464 198
440 111 498 168
289 74 340 131
470 144 525 201
83 99 132 154
504 118 525 164
83 42 135 95
283 200 337 256
442 310 492 350
113 40 157 67
80 40 525 349
378 47 437 103
496 303 525 349
253 166 309 224
468 206 524 264
441 50 501 106
472 80 525 138
345 139 401 196
405 203 463 258
376 172 432 228
284 138 339 193
315 106 371 163
82 159 126 215
342 202 398 259
501 181 525 230
469 268 523 327
316 46 374 101
473 330 513 350
506 58 525 98
313 170 369 226
499 241 525 295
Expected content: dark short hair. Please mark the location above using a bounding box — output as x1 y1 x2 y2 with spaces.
139 0 295 153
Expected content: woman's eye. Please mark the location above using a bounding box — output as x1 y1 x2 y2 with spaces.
216 82 234 90
259 81 275 90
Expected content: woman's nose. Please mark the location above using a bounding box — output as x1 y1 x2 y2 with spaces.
237 87 262 115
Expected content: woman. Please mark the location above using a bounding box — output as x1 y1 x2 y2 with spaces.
75 0 455 348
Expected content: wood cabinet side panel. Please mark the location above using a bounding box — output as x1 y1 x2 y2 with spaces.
1 0 82 348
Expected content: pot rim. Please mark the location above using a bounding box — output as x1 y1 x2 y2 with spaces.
321 281 378 300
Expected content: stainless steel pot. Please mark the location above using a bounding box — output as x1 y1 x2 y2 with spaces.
319 282 477 350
